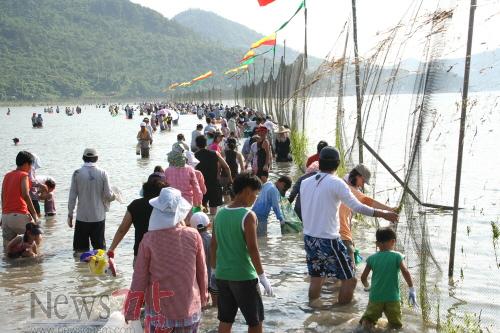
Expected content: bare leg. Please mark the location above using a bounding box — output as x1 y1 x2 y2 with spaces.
248 323 263 333
218 322 232 333
338 277 357 304
308 276 325 301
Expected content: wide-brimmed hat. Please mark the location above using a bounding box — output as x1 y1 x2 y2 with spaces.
148 187 192 231
354 164 371 185
185 151 199 167
167 150 186 167
276 126 290 134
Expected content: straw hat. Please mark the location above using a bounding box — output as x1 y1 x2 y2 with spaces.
275 126 290 134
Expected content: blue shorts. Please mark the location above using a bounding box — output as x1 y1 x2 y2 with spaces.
304 235 354 280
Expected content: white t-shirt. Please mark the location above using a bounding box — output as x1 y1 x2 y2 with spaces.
300 172 374 239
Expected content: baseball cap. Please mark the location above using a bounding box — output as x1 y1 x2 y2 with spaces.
354 164 371 185
83 148 98 158
190 212 210 229
319 146 340 161
140 122 146 127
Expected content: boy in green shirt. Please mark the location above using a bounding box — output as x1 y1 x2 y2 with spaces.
210 172 273 333
359 227 417 330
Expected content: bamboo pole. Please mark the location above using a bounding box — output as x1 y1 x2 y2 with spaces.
449 0 477 278
351 0 364 163
359 137 455 211
302 0 308 131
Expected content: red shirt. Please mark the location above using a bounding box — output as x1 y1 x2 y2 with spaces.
306 154 319 167
2 170 31 214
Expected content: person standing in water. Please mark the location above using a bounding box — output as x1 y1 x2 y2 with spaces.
195 135 232 215
137 122 151 158
1 151 39 249
67 148 115 251
211 172 273 333
300 147 398 306
339 165 397 267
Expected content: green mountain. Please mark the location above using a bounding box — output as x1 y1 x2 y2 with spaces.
173 9 323 68
0 0 243 101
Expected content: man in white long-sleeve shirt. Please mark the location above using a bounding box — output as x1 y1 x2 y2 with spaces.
300 146 398 305
67 148 115 251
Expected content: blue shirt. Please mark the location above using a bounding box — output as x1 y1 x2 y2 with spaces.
252 182 284 221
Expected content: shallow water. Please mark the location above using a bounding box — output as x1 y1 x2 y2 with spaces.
0 93 498 332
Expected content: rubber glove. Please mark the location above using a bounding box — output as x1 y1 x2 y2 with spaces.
408 287 417 307
258 273 274 297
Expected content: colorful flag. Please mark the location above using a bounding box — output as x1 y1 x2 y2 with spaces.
240 50 256 63
178 81 192 87
168 83 180 90
192 71 213 82
258 0 276 6
276 0 305 32
242 58 255 66
251 33 277 49
225 64 249 75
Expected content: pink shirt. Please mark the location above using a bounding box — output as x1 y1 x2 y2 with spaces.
164 167 202 205
191 168 206 207
208 142 221 153
126 226 208 322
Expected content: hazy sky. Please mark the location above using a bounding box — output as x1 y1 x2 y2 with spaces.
132 0 500 61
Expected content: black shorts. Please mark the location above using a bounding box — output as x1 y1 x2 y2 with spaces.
216 278 264 327
203 183 223 208
73 220 106 251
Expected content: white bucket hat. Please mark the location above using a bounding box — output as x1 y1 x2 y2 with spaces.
148 187 192 231
185 151 199 167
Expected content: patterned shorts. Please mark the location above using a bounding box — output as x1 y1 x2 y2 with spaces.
304 235 354 280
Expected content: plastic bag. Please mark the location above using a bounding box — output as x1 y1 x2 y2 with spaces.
279 197 303 234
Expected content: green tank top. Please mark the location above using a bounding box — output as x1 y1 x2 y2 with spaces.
214 207 258 281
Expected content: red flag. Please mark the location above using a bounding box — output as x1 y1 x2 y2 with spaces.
258 0 276 6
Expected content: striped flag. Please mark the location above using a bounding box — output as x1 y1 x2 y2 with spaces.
251 33 277 49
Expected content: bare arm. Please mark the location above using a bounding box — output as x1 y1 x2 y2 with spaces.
108 211 133 252
368 195 395 211
21 175 37 222
400 261 413 288
210 222 217 270
237 152 245 174
263 140 271 170
244 211 264 275
360 264 372 288
216 152 232 180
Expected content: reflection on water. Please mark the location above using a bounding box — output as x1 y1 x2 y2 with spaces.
0 95 498 332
